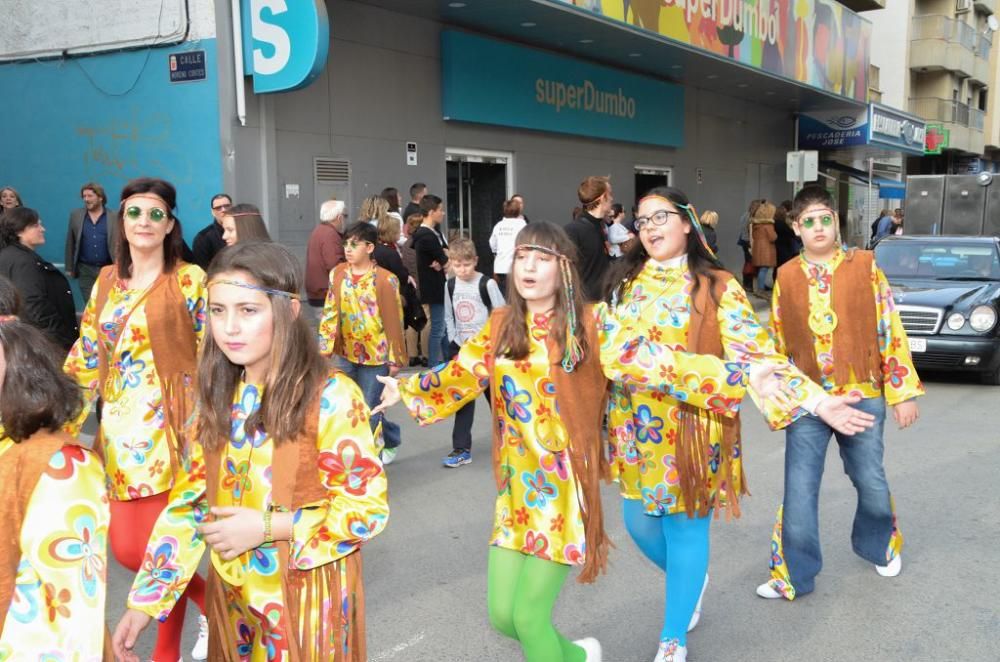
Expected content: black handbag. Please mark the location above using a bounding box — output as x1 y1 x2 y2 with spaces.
402 282 427 332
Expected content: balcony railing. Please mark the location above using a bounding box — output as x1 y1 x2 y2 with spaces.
909 97 972 126
971 107 986 131
978 31 993 59
912 15 981 53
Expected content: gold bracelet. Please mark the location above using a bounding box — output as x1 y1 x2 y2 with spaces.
263 510 274 544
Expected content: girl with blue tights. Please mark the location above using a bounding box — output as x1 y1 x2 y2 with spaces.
606 187 874 662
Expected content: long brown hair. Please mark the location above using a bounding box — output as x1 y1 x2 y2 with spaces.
116 177 186 279
227 203 272 244
197 243 325 449
494 222 589 366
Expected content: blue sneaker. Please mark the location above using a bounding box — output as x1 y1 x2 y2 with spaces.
443 449 471 468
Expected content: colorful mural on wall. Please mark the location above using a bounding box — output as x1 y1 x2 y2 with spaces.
554 0 871 102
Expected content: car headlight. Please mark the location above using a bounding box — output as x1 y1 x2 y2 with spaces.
969 305 998 333
947 312 966 330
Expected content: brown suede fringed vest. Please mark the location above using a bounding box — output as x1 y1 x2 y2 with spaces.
776 249 882 387
0 432 74 634
675 272 746 519
200 391 367 662
488 307 612 584
328 263 407 365
93 265 200 472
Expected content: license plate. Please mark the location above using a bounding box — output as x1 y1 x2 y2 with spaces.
909 337 927 353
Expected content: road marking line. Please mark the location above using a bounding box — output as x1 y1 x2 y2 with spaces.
370 632 426 661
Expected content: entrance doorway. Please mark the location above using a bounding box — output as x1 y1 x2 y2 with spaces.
446 149 513 277
635 165 673 201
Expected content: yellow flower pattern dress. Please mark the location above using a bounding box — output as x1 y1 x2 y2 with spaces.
64 264 207 500
399 304 747 566
764 249 923 598
317 267 405 366
127 374 389 661
607 260 828 516
0 435 109 661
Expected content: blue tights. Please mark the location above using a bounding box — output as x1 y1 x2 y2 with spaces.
622 499 711 646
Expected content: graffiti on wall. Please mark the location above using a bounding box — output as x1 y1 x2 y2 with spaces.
555 0 870 102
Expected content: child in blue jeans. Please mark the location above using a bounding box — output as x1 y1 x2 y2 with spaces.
442 238 504 467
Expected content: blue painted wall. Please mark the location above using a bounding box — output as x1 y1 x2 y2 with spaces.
0 39 223 305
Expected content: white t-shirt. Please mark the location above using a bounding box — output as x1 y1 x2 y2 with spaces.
607 222 633 257
444 273 506 344
489 217 528 274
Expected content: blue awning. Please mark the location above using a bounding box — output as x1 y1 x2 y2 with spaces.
875 177 906 199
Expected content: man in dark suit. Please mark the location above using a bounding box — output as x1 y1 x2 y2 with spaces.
192 193 232 269
65 182 118 303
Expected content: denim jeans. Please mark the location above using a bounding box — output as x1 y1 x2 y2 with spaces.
334 357 401 449
428 302 447 367
756 266 772 291
781 396 894 596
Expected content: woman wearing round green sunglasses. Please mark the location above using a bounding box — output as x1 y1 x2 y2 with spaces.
63 177 211 661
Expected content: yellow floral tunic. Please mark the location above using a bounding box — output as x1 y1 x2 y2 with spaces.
127 374 389 661
399 305 746 566
317 267 405 366
607 260 828 516
0 435 109 661
64 264 207 501
768 249 925 404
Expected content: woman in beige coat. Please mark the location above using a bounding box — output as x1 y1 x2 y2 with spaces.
750 201 777 294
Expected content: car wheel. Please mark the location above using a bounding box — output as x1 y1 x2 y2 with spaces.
981 364 1000 386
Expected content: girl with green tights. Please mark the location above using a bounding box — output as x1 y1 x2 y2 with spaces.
377 222 777 661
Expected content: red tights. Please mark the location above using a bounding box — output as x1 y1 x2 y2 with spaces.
110 492 206 662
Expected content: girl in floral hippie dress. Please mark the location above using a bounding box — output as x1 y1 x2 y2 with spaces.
112 242 389 662
604 186 877 662
375 221 794 662
0 276 110 659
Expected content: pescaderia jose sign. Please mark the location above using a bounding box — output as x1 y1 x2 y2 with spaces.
441 31 683 147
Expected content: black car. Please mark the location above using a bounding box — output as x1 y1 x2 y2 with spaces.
874 235 1000 384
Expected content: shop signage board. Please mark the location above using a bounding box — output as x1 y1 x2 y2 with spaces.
550 0 871 102
241 0 329 93
441 31 683 147
868 104 926 156
925 124 949 154
797 107 868 149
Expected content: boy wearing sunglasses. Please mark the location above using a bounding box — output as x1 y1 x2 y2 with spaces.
757 185 924 601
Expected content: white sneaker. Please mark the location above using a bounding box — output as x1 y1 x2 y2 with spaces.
653 638 686 662
381 447 398 465
190 614 208 660
574 637 602 662
687 574 708 632
756 581 784 599
876 553 902 577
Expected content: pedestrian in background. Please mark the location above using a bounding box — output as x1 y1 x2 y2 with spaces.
489 197 526 293
382 186 405 228
411 194 450 366
607 202 636 259
305 199 347 308
0 207 78 349
566 175 613 301
774 200 800 268
403 181 427 221
65 181 118 302
0 186 21 215
737 199 761 289
751 201 777 295
401 213 429 367
698 209 719 255
0 280 109 657
221 203 272 246
191 193 231 269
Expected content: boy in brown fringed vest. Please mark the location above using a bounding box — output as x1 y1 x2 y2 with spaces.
756 185 924 601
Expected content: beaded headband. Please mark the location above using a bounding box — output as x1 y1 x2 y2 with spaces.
0 315 18 324
207 279 300 300
638 195 721 264
514 243 584 372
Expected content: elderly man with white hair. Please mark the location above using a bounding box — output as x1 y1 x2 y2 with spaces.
305 198 347 307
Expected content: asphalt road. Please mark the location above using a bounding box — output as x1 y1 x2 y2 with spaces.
101 365 999 662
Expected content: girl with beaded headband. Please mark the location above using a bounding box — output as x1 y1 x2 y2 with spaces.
112 242 388 662
374 221 796 661
0 275 110 657
603 186 876 662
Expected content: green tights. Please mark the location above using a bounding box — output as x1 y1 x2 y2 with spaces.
486 546 586 662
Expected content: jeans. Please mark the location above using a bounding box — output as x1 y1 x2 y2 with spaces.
428 302 447 367
756 266 772 291
334 357 401 449
452 392 492 451
781 396 894 596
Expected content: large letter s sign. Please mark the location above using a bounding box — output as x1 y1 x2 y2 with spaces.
242 0 329 93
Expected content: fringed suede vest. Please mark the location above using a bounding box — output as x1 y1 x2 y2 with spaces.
675 273 746 519
776 249 882 387
200 391 367 662
488 307 612 584
328 263 407 365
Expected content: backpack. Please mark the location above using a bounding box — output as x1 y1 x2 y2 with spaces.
447 275 494 315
